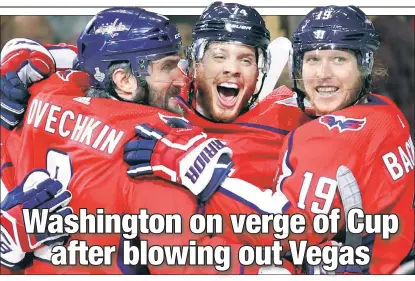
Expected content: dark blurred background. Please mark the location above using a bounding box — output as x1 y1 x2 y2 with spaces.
1 15 413 134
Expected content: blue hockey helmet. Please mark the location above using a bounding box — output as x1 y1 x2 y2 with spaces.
291 5 380 100
191 1 270 71
188 2 270 108
77 7 183 89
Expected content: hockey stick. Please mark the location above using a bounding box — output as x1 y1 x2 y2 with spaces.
257 36 292 101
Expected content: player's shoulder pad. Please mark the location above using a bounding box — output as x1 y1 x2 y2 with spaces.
356 93 409 132
237 85 309 130
315 93 410 139
261 85 297 105
29 70 90 97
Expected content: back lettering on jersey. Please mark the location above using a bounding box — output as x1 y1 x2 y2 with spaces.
382 135 414 180
26 97 125 155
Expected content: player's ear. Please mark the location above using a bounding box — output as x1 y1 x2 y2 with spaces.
112 68 137 96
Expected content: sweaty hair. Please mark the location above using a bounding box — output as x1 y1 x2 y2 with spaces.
85 62 145 101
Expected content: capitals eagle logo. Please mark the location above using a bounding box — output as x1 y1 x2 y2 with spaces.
319 115 366 133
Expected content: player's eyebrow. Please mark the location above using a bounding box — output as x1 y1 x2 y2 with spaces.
154 55 181 65
237 52 255 59
209 47 230 54
162 58 181 64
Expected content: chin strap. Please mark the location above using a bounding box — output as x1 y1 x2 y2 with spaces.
138 75 150 105
292 78 319 119
242 72 267 114
187 80 196 107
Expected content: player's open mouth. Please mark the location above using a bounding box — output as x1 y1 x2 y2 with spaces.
316 86 339 97
216 82 240 108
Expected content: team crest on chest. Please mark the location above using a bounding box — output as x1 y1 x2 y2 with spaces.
319 115 366 133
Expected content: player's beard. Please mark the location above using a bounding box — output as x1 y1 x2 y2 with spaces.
130 87 148 104
148 85 183 115
196 75 247 123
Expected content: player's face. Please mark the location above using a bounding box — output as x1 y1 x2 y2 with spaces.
146 55 186 114
302 49 362 115
195 42 259 123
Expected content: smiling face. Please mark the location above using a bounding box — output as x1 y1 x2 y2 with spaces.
194 42 259 123
301 49 363 115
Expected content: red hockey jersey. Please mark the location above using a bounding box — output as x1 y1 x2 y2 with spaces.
177 85 309 189
207 94 414 274
1 72 249 274
2 71 306 275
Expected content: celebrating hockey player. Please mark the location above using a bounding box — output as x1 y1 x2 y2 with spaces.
124 5 414 274
0 7 245 275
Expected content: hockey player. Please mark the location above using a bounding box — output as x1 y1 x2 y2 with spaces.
0 7 256 275
1 2 308 190
125 6 414 274
171 1 309 188
181 1 270 123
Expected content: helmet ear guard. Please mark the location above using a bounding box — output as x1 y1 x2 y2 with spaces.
256 47 270 74
190 38 209 62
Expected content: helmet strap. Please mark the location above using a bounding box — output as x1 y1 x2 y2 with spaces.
292 77 316 118
342 75 370 108
187 80 196 106
243 71 267 114
138 76 150 105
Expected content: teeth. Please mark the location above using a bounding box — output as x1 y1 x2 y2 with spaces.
317 86 338 93
219 82 239 89
316 86 339 97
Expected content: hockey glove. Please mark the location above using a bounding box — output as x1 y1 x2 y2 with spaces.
124 118 234 202
1 38 55 129
0 169 72 270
